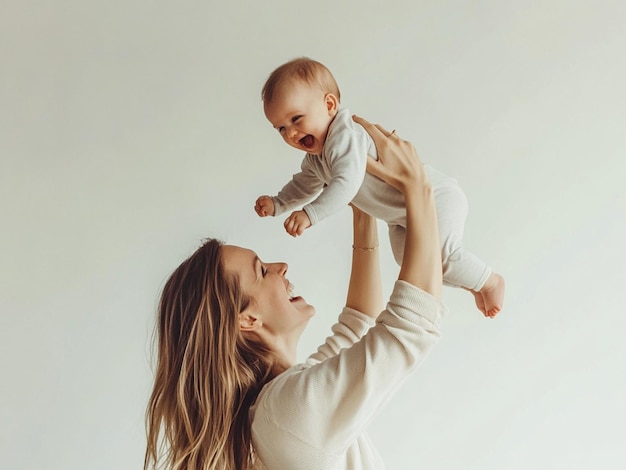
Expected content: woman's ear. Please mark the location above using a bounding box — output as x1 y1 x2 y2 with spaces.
325 93 339 116
239 310 262 332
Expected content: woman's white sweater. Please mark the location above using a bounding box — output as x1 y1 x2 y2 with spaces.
250 280 447 469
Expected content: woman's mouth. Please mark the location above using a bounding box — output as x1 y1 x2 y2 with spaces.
286 282 303 303
287 282 295 300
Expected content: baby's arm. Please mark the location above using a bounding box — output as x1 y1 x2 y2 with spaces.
281 142 366 236
254 157 325 219
301 128 369 226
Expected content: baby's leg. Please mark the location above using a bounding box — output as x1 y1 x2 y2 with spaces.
389 181 505 317
435 181 504 317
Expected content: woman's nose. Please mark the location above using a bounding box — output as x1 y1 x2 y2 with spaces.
270 262 288 276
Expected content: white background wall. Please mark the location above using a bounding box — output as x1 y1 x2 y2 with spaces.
2 1 625 469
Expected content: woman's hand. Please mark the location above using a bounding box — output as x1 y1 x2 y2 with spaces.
351 116 429 195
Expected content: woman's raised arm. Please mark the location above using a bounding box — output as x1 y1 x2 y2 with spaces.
345 206 382 318
353 115 442 300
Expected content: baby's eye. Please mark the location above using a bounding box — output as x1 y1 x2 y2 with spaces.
292 115 302 123
277 127 285 133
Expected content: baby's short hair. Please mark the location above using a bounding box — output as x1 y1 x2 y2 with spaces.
262 57 341 104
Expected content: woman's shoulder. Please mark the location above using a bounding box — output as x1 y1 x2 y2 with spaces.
251 366 305 418
250 367 325 464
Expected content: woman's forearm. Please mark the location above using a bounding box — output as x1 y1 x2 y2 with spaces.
399 185 442 300
346 209 383 318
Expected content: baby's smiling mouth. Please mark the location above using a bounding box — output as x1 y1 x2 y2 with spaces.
299 135 315 149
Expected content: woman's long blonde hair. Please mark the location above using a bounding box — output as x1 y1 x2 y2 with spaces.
145 239 280 470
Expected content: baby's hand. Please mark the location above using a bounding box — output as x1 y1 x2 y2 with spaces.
284 210 311 237
255 195 275 217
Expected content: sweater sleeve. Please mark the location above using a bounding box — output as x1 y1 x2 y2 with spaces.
272 156 326 217
301 123 369 225
306 307 376 364
254 280 446 459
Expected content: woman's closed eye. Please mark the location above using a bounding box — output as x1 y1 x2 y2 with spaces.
255 256 268 278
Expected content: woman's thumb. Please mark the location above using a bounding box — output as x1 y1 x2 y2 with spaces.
366 156 385 179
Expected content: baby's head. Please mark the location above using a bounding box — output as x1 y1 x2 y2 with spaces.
262 58 341 155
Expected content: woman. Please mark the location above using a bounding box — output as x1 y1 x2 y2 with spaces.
144 116 445 470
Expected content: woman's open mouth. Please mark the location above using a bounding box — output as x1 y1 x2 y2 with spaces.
287 282 295 300
286 282 303 303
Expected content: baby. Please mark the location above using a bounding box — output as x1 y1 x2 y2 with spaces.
254 58 505 317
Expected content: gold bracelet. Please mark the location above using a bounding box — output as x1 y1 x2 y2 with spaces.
352 244 379 252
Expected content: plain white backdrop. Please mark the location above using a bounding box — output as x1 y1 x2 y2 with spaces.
2 1 625 469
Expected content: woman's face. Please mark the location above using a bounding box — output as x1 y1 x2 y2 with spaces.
221 245 315 339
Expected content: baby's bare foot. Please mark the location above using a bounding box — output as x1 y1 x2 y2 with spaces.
478 273 505 318
470 290 487 316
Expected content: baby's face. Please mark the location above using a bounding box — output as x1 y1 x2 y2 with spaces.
264 81 338 155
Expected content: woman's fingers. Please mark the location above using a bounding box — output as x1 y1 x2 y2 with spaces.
352 115 389 142
354 115 396 139
365 156 386 180
355 114 428 193
374 123 393 138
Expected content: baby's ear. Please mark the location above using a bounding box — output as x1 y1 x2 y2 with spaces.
325 93 339 115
